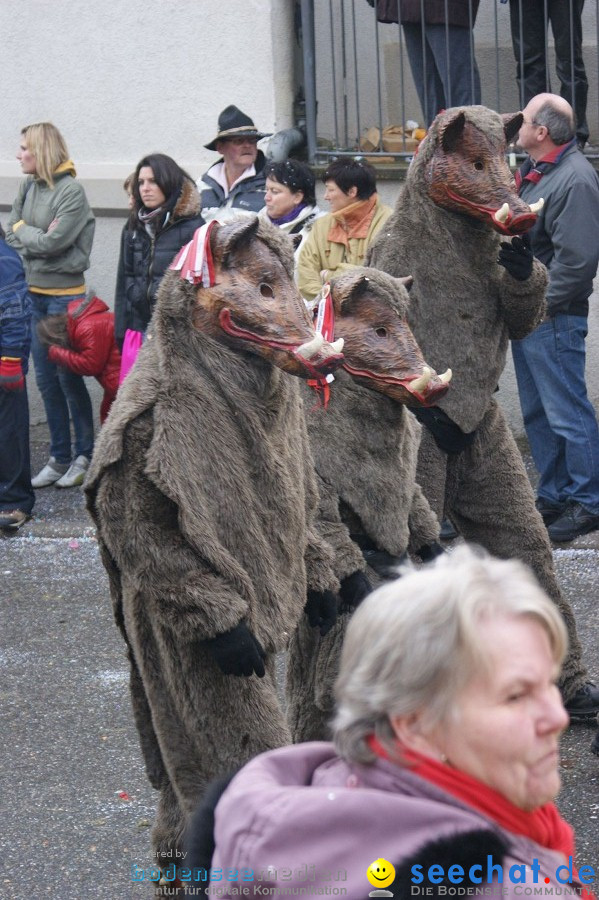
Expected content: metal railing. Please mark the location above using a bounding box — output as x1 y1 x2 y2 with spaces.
300 0 599 162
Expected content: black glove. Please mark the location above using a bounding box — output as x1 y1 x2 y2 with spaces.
304 589 338 637
362 548 408 579
497 233 533 281
416 541 446 563
411 406 476 455
338 570 373 613
204 622 266 678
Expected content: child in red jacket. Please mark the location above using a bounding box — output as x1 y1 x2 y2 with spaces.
37 294 121 424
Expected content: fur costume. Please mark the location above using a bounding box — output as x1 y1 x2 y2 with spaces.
367 105 587 698
85 219 339 861
287 269 441 742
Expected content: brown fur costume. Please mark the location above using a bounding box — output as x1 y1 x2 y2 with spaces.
287 269 440 742
367 105 587 698
85 220 338 861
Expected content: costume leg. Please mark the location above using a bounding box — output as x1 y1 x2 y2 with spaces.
132 630 290 854
152 780 185 861
415 426 449 522
127 647 168 791
286 613 350 743
446 401 587 701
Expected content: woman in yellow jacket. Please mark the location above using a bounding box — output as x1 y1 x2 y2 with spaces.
297 159 392 302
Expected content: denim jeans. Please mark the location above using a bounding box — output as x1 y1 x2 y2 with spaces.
402 23 481 127
512 315 599 514
0 381 34 514
30 292 94 464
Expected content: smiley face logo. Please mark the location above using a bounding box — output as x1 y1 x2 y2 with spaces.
367 858 395 889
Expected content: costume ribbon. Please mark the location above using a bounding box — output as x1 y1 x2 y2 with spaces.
307 282 335 408
169 220 218 285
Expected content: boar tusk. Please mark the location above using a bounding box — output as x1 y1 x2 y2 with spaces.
410 366 432 392
329 338 344 353
528 198 544 214
438 368 452 384
493 203 510 224
296 332 325 359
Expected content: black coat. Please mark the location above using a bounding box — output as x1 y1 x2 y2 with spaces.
114 180 204 347
367 0 479 27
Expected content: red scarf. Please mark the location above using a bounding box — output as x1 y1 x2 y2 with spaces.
514 138 577 192
368 736 595 899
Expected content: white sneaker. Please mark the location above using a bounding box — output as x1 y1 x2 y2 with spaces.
54 455 90 489
32 457 69 489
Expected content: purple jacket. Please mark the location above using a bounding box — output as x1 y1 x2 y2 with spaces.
209 742 583 899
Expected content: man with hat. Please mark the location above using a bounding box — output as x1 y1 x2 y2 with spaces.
198 105 272 222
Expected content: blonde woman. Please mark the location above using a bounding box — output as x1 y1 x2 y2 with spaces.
6 122 95 489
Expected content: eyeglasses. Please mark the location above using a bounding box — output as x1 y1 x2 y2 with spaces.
227 136 258 146
522 118 541 127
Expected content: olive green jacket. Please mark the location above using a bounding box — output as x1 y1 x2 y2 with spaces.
6 160 95 290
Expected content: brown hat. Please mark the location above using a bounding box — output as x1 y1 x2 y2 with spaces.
204 105 272 151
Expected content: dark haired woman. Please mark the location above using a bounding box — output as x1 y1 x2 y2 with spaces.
114 153 204 381
260 159 322 257
297 158 391 302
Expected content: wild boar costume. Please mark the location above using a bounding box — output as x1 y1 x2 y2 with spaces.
287 268 447 741
368 105 587 700
85 218 342 861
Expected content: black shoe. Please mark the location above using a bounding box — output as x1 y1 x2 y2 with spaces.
565 682 599 721
591 727 599 757
0 509 30 531
440 518 459 540
535 497 565 527
547 502 599 542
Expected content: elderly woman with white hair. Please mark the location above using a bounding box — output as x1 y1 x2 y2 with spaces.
188 547 595 900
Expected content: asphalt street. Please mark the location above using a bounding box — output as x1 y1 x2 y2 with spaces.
0 426 597 900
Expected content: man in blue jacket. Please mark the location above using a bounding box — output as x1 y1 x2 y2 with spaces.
0 224 34 530
512 93 599 543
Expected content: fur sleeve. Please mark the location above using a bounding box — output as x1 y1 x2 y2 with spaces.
499 258 548 340
92 415 250 641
